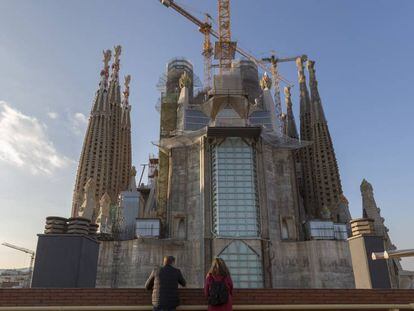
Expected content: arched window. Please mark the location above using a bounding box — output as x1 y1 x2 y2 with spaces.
177 218 186 239
218 241 263 288
281 218 289 240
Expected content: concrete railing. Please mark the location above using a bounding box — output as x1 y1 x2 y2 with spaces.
1 288 414 311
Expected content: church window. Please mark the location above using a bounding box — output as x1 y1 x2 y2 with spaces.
211 137 259 237
281 218 289 239
218 241 263 288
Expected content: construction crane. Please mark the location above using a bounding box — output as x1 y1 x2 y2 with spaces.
201 14 213 90
215 0 236 73
262 53 307 133
2 242 35 287
159 0 292 88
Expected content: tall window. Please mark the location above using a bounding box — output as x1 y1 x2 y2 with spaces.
219 241 264 288
212 137 259 237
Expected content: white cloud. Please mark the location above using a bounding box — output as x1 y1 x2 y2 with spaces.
70 112 88 136
47 112 58 119
0 101 72 175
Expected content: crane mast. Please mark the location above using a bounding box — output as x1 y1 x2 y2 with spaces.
201 14 213 90
160 0 293 88
215 0 236 73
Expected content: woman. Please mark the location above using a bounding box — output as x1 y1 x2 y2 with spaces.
204 258 233 311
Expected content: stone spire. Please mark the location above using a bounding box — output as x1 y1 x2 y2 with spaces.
296 56 317 219
128 166 137 192
99 49 112 90
360 179 401 286
107 45 124 202
120 75 132 192
93 49 111 113
360 179 389 238
296 56 312 137
260 73 281 134
283 86 298 139
71 46 133 217
307 60 326 124
71 50 113 217
307 60 345 221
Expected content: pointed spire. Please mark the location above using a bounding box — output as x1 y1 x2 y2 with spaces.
128 166 137 192
307 60 327 124
123 75 131 103
121 75 131 127
296 56 311 121
110 45 122 82
360 179 388 235
360 178 373 193
260 72 282 134
91 49 112 113
108 45 122 106
284 86 299 139
119 74 132 192
100 49 112 89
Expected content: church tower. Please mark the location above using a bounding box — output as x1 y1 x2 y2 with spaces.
119 75 132 192
296 57 349 222
360 179 401 287
107 46 124 203
283 86 299 139
71 46 132 218
296 57 317 219
307 60 344 221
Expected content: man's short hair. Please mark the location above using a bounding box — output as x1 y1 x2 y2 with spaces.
163 256 175 265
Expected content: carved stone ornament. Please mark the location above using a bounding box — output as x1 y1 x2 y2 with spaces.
260 72 272 90
179 71 191 89
103 49 112 69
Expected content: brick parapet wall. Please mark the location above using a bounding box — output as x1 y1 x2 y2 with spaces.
0 289 414 307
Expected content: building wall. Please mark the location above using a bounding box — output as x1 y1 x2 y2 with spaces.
97 139 354 289
271 240 355 288
97 143 205 288
258 141 354 288
96 238 203 288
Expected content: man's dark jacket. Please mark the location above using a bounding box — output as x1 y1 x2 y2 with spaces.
145 264 186 308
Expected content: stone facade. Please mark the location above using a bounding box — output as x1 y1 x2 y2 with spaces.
86 55 356 288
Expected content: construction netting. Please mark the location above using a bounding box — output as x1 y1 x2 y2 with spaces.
157 126 311 151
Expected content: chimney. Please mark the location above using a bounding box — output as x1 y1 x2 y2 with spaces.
348 218 391 288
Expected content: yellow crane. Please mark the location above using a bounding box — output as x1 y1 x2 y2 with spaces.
2 242 35 287
160 0 293 89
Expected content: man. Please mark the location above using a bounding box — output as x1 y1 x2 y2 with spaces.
145 256 186 311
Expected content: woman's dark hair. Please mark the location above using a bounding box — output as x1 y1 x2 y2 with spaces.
207 257 230 277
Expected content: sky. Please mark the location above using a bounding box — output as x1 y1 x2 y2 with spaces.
0 0 413 271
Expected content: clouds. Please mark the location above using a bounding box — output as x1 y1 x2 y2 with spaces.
70 112 88 136
0 101 72 175
47 112 58 119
